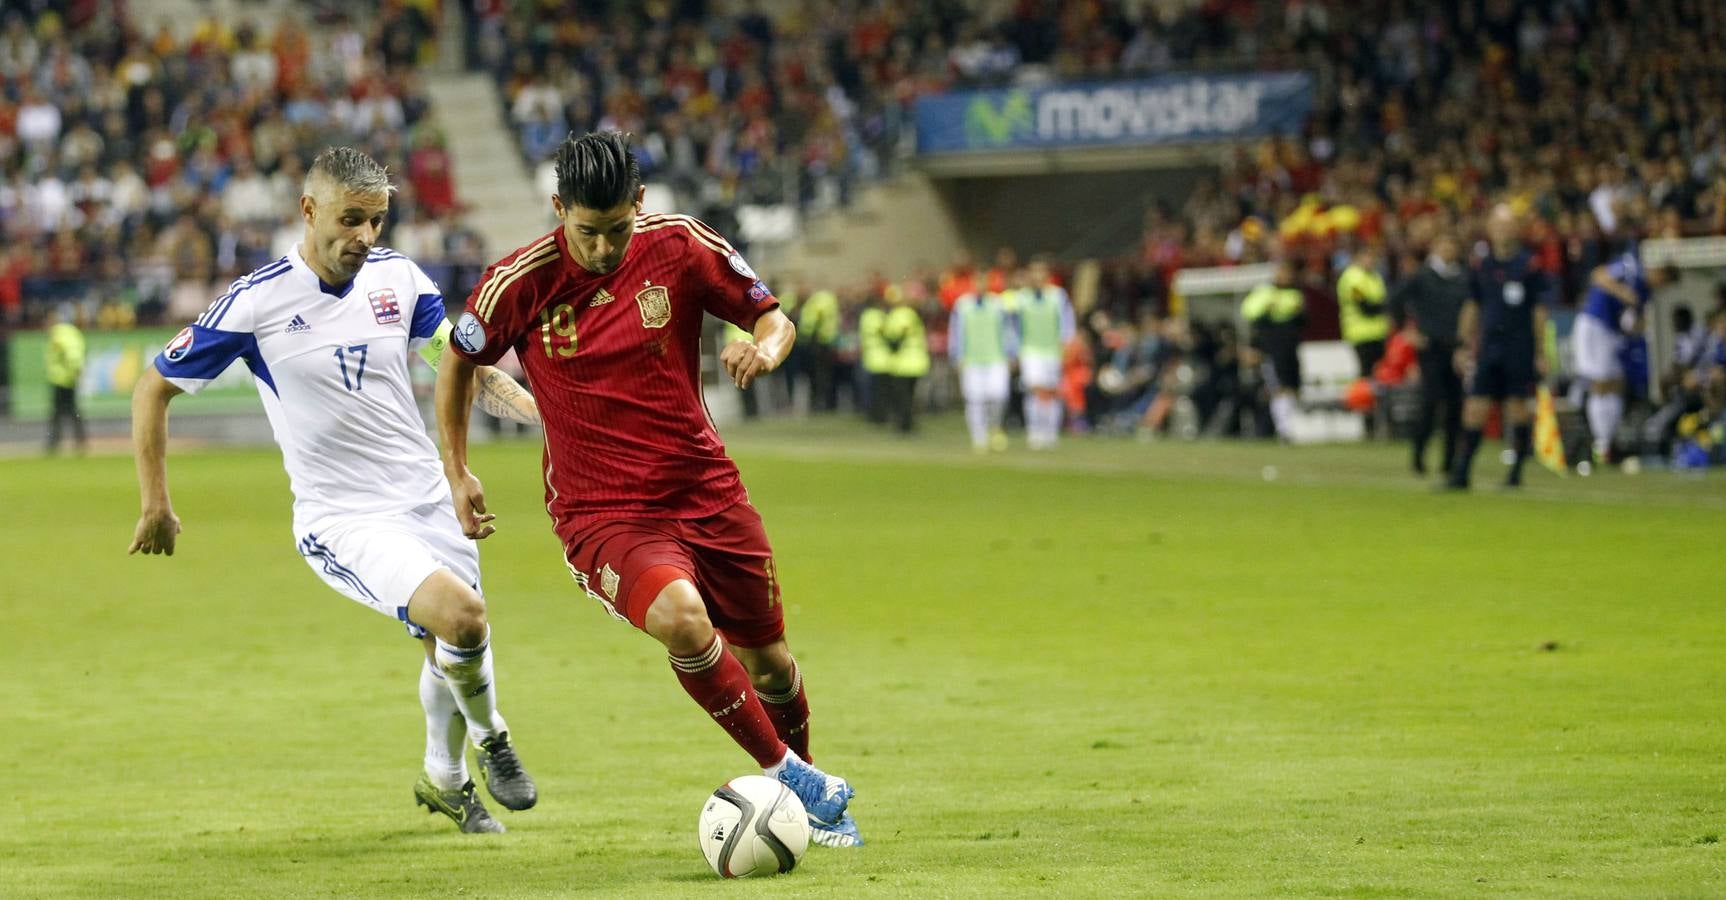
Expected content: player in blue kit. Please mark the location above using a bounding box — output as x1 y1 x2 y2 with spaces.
1573 246 1678 461
1445 205 1556 491
128 148 542 832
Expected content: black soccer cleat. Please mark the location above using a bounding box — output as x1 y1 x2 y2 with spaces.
476 732 538 811
414 774 505 833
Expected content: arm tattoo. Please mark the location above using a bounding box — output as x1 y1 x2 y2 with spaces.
475 368 540 426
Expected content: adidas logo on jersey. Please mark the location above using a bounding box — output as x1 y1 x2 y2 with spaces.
589 289 615 307
285 314 311 334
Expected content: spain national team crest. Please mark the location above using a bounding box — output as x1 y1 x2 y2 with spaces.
599 563 620 600
635 285 671 329
368 289 402 324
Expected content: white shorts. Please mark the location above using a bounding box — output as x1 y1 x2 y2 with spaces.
960 363 1010 402
296 502 481 638
1573 314 1624 382
1019 355 1061 390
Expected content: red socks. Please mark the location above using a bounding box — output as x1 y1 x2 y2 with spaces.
757 660 811 763
669 636 787 768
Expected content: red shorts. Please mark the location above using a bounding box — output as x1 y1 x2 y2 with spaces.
558 501 785 648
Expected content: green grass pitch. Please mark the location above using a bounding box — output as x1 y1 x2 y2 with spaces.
5 418 1724 897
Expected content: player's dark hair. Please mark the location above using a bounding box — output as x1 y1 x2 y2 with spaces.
555 131 641 210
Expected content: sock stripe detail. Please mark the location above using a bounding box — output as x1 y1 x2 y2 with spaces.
669 636 725 674
436 639 490 660
757 662 802 705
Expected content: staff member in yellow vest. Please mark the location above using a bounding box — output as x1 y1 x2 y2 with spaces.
798 284 841 412
879 285 929 434
45 304 88 456
858 291 890 424
1337 244 1390 377
1017 258 1075 449
949 287 1016 452
1241 261 1306 442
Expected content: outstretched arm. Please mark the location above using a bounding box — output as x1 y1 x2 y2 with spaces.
434 344 496 540
129 366 185 555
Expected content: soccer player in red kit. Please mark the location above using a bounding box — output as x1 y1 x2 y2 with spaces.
433 132 860 847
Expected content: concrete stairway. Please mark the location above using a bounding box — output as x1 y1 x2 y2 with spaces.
752 172 963 288
424 73 550 258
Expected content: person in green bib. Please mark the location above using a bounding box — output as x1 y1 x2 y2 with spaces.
948 286 1016 452
1016 259 1075 449
879 285 929 433
45 304 88 456
1241 261 1306 441
1337 244 1389 378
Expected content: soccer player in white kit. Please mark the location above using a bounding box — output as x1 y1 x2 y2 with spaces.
949 286 1017 452
1016 259 1075 449
128 148 540 833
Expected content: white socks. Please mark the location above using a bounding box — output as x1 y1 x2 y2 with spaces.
1024 395 1061 447
763 747 800 778
966 399 991 448
1587 393 1623 455
435 629 506 744
1271 394 1297 440
418 660 468 791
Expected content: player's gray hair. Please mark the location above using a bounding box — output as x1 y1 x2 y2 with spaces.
304 147 395 197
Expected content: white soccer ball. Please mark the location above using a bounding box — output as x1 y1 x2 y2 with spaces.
697 775 809 878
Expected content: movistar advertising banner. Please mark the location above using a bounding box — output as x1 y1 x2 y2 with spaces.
915 72 1313 154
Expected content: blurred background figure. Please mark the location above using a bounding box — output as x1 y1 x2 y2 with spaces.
798 282 842 414
44 303 86 456
1337 244 1388 435
1017 258 1075 450
1240 261 1305 442
1392 234 1470 476
949 281 1014 452
879 284 927 434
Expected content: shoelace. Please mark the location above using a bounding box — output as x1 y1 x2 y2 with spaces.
483 739 523 779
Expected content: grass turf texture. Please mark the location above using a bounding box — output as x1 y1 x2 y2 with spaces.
5 417 1724 897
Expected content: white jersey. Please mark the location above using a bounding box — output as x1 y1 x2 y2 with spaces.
156 244 450 532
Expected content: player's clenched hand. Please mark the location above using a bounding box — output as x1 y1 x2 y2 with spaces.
128 508 181 556
721 339 775 390
449 470 497 540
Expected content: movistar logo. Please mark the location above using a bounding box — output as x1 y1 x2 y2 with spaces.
965 90 1033 147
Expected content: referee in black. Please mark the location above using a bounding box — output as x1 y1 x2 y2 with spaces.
1445 205 1554 491
1391 234 1470 476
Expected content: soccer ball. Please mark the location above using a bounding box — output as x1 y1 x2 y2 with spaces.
697 775 809 878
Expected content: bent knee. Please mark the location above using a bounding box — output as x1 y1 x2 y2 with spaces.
445 594 489 648
645 580 713 652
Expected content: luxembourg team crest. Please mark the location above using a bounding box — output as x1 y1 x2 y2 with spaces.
636 285 671 329
368 289 402 324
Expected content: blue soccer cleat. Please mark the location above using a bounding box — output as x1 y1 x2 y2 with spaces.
774 756 854 826
809 812 864 848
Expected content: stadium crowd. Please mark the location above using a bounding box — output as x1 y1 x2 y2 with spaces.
6 0 1726 465
0 2 478 330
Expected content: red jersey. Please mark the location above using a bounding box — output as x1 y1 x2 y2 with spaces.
450 213 779 539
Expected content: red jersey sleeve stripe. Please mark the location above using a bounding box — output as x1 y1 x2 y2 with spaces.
475 235 558 321
637 213 737 255
635 217 733 258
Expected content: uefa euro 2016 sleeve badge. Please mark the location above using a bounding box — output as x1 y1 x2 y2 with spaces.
636 285 671 329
